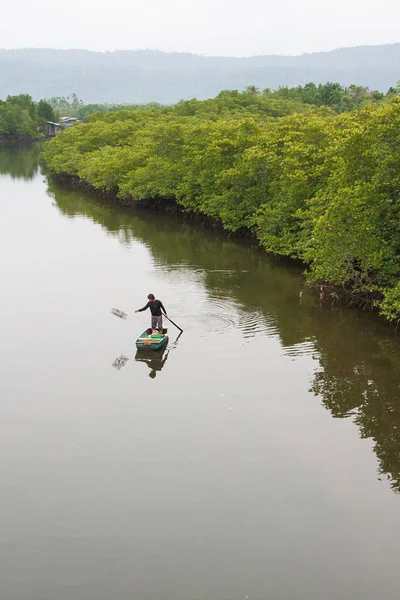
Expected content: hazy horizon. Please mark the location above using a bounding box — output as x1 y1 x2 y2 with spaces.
2 41 400 59
2 0 400 57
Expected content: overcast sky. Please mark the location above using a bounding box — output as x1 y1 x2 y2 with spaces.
2 0 400 56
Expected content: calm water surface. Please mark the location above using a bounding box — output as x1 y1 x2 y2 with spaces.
1 145 400 600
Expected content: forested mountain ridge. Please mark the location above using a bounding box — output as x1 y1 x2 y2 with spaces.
1 45 400 103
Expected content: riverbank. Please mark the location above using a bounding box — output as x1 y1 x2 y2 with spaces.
50 171 385 316
50 172 259 237
0 134 42 145
42 93 400 325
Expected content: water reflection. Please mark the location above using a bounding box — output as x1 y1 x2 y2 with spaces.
131 331 182 378
112 354 129 370
45 175 400 492
310 319 400 492
135 346 170 379
0 144 41 180
111 320 182 377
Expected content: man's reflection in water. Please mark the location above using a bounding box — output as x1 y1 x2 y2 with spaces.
135 332 182 378
135 346 169 378
113 332 181 377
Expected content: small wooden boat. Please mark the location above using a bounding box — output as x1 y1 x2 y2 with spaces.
135 328 168 351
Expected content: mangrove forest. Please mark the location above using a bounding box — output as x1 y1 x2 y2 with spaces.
0 94 58 143
42 85 400 325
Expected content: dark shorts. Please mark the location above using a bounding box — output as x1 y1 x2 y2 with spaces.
151 315 163 330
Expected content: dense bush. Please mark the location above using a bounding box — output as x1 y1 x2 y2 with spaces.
0 94 57 141
42 88 400 324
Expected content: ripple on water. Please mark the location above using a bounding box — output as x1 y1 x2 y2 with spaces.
151 264 279 345
238 312 279 339
282 340 316 358
194 297 237 339
154 263 248 275
187 294 279 347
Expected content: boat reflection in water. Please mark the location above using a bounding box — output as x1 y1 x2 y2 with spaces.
112 332 182 377
135 331 182 378
135 346 169 378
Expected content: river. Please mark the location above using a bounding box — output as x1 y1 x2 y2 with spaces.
1 144 400 600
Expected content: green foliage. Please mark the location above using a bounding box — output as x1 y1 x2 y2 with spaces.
47 95 166 120
37 99 57 123
48 96 75 116
378 283 400 324
0 94 58 140
43 82 384 126
298 100 400 322
266 82 384 112
48 94 82 117
5 94 37 118
42 87 400 324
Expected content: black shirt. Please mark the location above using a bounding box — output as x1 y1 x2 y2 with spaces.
139 299 166 316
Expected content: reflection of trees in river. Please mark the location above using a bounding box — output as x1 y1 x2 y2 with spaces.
47 176 400 492
0 144 41 180
311 322 400 492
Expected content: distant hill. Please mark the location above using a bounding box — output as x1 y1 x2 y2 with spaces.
1 45 400 104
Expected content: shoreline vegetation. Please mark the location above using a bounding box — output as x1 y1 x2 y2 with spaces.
0 95 57 144
42 85 400 325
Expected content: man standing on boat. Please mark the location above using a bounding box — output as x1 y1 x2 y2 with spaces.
135 294 168 332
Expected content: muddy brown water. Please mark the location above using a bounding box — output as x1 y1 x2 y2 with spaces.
1 145 400 600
